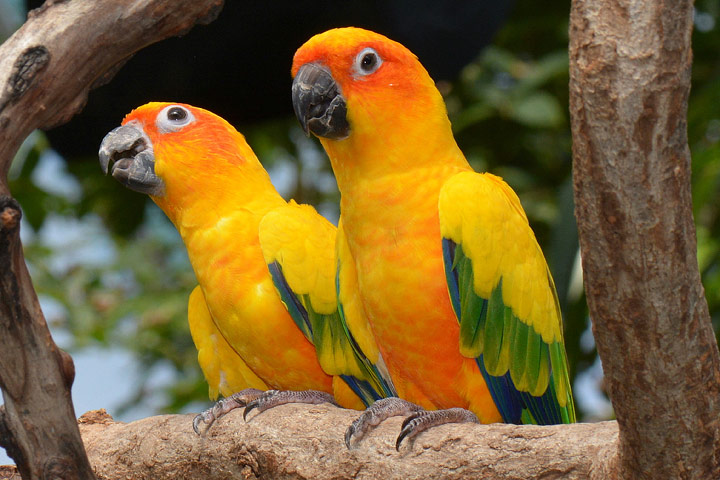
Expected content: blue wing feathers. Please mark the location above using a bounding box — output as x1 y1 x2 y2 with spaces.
268 261 313 340
340 375 384 405
444 238 570 425
443 239 462 318
475 356 524 424
269 261 393 406
335 271 397 399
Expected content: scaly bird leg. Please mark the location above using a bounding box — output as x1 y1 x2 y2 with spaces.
193 388 264 434
395 407 479 450
344 397 423 449
243 389 339 421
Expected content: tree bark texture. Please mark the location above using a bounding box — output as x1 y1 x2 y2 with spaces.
0 0 224 194
569 1 720 479
0 195 91 479
0 1 224 478
3 407 620 480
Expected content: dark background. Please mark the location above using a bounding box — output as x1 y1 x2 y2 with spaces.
30 0 513 158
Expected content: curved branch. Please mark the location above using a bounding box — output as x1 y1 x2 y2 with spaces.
0 0 224 192
568 0 720 478
0 1 223 478
32 407 621 479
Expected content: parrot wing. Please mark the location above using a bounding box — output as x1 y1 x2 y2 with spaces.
336 220 396 399
259 202 393 406
188 285 269 399
439 171 576 424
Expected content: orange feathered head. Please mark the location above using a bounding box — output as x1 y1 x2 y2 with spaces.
99 102 269 219
121 102 245 160
291 27 460 185
291 27 447 143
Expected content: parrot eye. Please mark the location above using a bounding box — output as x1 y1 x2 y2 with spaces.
156 105 196 133
354 47 382 76
167 107 187 121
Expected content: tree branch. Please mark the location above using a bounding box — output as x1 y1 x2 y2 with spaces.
0 1 223 478
0 0 224 192
0 195 89 479
568 0 720 478
4 407 621 480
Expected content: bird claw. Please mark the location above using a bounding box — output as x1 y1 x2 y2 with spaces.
344 397 423 449
192 388 264 434
395 407 479 451
243 389 338 421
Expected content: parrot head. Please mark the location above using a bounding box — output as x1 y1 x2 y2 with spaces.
99 102 268 219
291 27 458 181
292 27 447 140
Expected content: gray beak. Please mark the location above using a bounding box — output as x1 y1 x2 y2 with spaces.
292 63 350 140
99 123 164 196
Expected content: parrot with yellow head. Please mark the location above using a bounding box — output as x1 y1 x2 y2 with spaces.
99 102 394 431
291 27 575 448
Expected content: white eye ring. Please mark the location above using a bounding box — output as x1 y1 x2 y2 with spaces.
353 47 382 76
156 105 196 133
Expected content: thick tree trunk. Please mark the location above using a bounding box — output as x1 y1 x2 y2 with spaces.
5 407 620 480
0 197 88 479
0 1 224 478
569 0 720 478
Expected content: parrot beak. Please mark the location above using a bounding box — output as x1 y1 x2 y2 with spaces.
292 63 350 140
99 122 164 196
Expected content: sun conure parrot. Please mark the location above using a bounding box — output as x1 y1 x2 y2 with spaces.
291 28 576 448
98 102 394 431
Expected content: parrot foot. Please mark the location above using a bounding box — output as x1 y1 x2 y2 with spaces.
344 397 423 449
243 389 339 421
395 407 479 451
193 388 264 434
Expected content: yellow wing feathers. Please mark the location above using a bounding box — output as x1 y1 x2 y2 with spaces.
439 171 562 344
258 201 337 315
258 205 393 403
187 286 268 399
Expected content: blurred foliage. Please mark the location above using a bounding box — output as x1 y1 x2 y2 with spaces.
11 134 204 415
4 0 720 421
690 0 720 341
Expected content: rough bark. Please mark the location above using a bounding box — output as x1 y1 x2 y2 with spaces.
0 1 223 479
2 407 619 480
0 195 91 479
0 0 224 194
569 1 720 479
0 465 20 480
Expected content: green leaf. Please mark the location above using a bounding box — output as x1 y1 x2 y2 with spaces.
511 92 564 128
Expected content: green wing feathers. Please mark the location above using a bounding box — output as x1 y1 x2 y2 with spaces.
440 171 575 424
258 202 393 405
336 222 396 398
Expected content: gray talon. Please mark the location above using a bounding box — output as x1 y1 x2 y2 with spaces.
243 389 338 421
192 411 210 435
192 388 265 435
344 397 423 449
344 423 357 449
395 407 479 451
